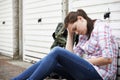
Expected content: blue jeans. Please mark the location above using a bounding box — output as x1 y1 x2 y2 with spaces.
11 46 102 80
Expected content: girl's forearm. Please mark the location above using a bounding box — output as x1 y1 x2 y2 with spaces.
65 31 74 52
86 57 112 66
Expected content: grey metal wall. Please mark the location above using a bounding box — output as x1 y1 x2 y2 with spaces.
23 0 63 62
0 0 14 57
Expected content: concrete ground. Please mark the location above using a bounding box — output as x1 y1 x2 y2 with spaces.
0 54 32 80
0 54 65 80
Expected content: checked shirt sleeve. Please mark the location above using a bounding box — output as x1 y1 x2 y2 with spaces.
97 22 114 58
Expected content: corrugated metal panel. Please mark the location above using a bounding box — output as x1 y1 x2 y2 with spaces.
117 42 120 80
0 0 13 57
23 0 62 62
69 0 120 39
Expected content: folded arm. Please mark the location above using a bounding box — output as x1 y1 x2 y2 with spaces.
86 57 112 66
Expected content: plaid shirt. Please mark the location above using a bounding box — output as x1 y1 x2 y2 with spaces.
73 20 118 80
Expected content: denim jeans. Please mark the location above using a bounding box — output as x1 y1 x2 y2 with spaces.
11 46 102 80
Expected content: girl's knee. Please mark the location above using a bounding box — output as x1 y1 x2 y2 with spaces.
50 46 63 54
48 46 63 58
52 46 62 51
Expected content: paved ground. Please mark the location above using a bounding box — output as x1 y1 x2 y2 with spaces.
0 55 64 80
0 54 32 80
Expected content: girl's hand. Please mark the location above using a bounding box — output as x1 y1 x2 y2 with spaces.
67 24 74 35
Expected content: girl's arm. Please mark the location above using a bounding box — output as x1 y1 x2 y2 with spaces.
65 30 74 52
87 57 112 66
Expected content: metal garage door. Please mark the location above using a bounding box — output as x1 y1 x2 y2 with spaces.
0 0 14 57
23 0 62 62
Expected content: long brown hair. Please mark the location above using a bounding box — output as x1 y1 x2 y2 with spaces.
64 9 94 40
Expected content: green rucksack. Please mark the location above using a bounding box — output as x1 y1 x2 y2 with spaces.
51 22 79 49
51 23 67 49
